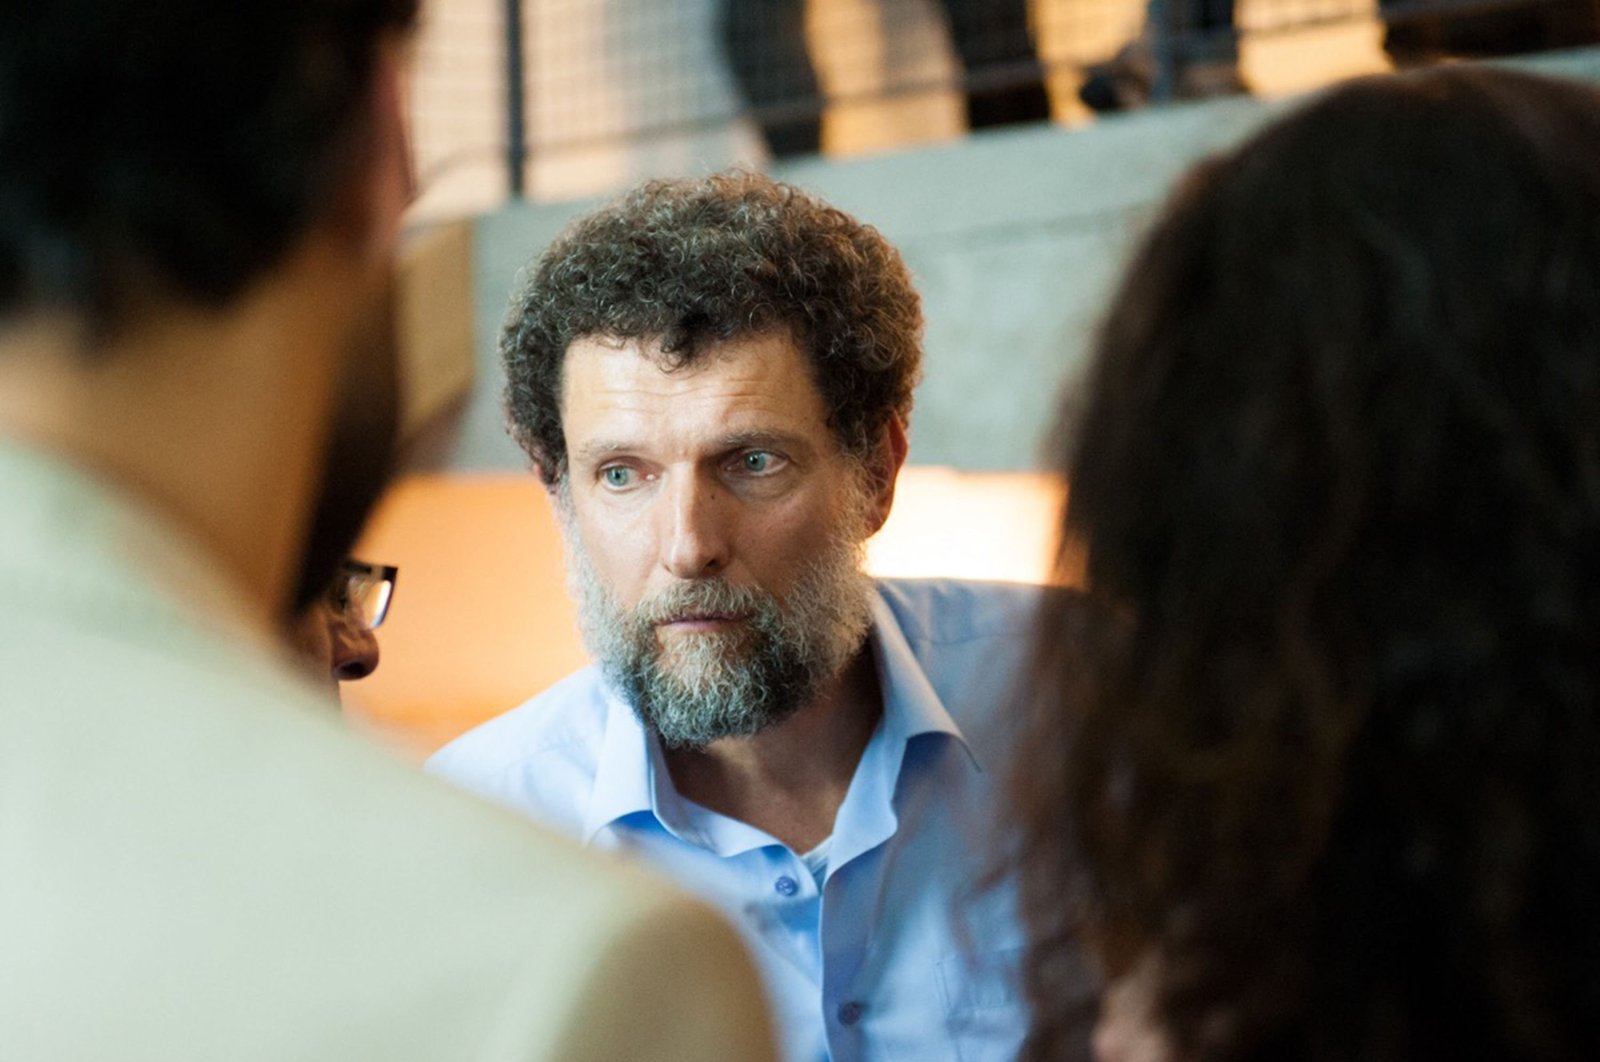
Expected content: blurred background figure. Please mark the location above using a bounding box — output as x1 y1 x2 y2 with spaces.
722 0 1051 158
1015 66 1600 1061
1078 0 1243 113
0 1 776 1057
295 559 398 690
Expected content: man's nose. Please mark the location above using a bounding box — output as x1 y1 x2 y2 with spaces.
331 619 380 682
660 472 732 580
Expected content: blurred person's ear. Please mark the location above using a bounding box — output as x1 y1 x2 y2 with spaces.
363 37 415 259
322 34 414 267
281 38 412 624
285 272 399 620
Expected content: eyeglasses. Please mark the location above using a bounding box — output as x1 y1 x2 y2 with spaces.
331 559 399 631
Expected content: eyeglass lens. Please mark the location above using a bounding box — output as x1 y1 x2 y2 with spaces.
346 574 394 630
338 562 397 631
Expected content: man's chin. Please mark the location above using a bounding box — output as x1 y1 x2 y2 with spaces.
654 624 756 661
651 652 750 692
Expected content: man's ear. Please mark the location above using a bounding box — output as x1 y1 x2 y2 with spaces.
861 416 909 537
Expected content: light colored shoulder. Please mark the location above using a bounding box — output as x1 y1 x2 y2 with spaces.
295 748 775 1061
486 886 778 1062
429 665 609 768
874 576 1050 644
0 613 763 1061
423 665 610 833
870 580 1099 758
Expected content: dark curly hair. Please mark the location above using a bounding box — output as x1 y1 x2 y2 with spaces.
500 171 923 484
1017 67 1600 1060
0 0 418 334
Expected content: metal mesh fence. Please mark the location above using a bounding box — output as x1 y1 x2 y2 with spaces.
408 0 507 217
405 0 1599 216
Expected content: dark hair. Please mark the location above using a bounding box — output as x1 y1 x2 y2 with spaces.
0 0 418 333
500 171 923 484
1018 67 1600 1060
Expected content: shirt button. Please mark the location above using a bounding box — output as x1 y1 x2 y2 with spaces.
837 1001 864 1026
773 875 798 896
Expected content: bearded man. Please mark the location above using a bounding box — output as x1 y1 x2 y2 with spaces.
429 172 1063 1061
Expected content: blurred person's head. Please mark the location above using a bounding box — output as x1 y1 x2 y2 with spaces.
295 559 397 695
1017 67 1600 1061
500 172 920 747
0 0 419 622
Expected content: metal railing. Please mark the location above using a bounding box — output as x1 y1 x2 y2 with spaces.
404 0 1599 216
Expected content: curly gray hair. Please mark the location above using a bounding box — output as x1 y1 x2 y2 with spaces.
500 171 924 484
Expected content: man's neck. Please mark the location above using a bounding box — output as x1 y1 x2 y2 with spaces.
663 644 883 853
0 261 350 631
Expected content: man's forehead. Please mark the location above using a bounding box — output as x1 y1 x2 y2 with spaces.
562 331 823 410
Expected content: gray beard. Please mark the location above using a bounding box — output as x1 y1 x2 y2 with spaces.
564 516 875 749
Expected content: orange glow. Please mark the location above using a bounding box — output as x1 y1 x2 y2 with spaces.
343 467 1070 758
869 467 1066 584
342 474 583 759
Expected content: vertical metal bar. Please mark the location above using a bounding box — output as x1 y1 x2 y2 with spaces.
503 0 527 199
1148 0 1178 104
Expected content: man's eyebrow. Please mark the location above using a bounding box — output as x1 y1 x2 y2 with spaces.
570 439 638 465
715 430 815 457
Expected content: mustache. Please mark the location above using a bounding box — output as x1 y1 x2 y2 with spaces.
634 580 775 626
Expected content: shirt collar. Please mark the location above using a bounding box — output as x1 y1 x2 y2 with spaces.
579 582 981 849
583 686 776 854
866 586 980 770
582 683 658 844
821 587 982 871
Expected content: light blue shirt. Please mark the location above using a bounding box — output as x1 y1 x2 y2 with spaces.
429 579 1043 1062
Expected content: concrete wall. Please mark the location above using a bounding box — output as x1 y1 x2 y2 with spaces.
430 46 1600 474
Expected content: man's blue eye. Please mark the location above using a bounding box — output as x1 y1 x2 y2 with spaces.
743 452 771 473
603 466 632 488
